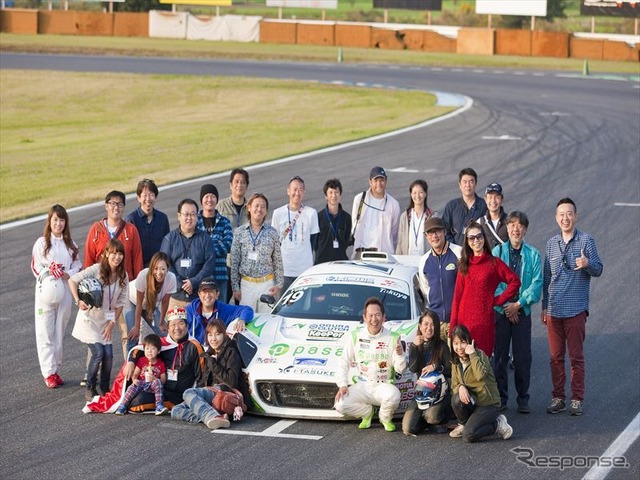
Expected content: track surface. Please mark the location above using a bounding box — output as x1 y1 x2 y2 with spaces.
1 53 639 480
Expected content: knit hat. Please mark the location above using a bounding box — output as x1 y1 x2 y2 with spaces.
200 184 219 205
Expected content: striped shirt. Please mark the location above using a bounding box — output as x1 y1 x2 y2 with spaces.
542 229 603 318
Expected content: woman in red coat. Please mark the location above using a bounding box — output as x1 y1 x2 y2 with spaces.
450 221 520 357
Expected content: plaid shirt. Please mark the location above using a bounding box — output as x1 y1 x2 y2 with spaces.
542 229 603 318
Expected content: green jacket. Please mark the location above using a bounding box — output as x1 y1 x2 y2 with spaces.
451 349 500 408
492 240 543 317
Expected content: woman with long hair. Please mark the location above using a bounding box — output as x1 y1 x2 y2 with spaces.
449 221 520 357
70 238 128 400
31 205 82 388
396 179 434 255
402 309 451 436
230 193 284 313
125 251 177 351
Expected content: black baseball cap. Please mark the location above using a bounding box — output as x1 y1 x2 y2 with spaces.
198 278 219 292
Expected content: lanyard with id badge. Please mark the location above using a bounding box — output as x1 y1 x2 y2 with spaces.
248 226 264 261
105 282 116 323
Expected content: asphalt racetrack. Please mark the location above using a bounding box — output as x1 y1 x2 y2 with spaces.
1 52 639 480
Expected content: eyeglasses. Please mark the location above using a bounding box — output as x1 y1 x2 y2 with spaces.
425 230 443 236
179 212 197 218
107 201 124 209
467 233 484 242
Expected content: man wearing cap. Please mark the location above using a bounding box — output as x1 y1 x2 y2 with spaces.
478 183 508 250
350 166 401 257
186 277 254 346
442 168 487 246
161 199 215 309
197 184 233 303
418 215 462 340
271 176 320 293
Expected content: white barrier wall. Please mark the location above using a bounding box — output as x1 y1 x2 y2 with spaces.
149 11 260 42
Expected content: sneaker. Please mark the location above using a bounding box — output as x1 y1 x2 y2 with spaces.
115 405 127 415
569 400 583 416
449 424 464 438
517 402 531 414
79 375 87 387
358 407 375 430
206 415 230 430
53 373 65 386
496 414 513 440
546 398 566 414
45 375 58 389
380 421 396 432
155 406 168 416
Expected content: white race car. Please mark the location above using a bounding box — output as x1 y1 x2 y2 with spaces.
235 252 425 420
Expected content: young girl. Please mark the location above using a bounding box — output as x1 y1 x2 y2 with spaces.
449 325 513 442
171 319 249 430
396 179 434 255
70 238 128 401
31 205 83 389
125 251 177 351
116 334 167 416
450 220 520 357
402 310 451 436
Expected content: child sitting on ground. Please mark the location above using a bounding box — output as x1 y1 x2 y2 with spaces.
116 334 167 416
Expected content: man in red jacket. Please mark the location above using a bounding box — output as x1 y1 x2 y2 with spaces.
84 190 143 361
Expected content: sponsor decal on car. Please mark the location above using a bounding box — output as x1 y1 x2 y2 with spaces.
294 357 328 366
278 364 336 377
326 275 374 284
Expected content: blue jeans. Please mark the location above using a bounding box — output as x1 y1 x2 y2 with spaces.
171 387 221 424
124 302 164 352
87 343 113 392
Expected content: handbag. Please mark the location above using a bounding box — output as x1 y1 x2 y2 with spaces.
208 383 247 418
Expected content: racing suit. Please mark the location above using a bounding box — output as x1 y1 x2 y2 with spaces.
335 325 407 422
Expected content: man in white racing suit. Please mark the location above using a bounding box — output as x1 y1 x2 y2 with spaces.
334 297 407 432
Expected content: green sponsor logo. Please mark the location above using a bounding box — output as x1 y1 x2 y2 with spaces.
269 343 290 356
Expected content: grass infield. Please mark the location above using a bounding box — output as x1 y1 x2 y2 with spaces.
0 69 451 223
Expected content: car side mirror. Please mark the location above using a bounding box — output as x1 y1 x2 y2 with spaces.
260 294 276 306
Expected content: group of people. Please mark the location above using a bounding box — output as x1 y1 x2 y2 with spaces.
31 165 602 435
332 167 602 441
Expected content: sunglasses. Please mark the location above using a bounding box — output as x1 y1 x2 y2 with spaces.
467 233 484 242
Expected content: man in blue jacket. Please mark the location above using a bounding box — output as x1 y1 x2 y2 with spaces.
186 277 254 347
161 199 215 308
492 211 542 415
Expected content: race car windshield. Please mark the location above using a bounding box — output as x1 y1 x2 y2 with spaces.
272 282 411 321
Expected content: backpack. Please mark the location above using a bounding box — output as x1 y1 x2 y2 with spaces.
209 383 247 417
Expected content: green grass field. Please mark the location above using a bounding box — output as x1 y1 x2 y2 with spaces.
0 69 451 223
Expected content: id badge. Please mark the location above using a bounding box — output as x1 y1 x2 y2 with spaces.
167 369 178 381
248 251 258 261
105 311 116 322
180 258 192 268
333 240 339 249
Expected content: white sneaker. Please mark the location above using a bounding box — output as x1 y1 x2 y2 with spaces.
496 414 513 440
449 424 464 438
